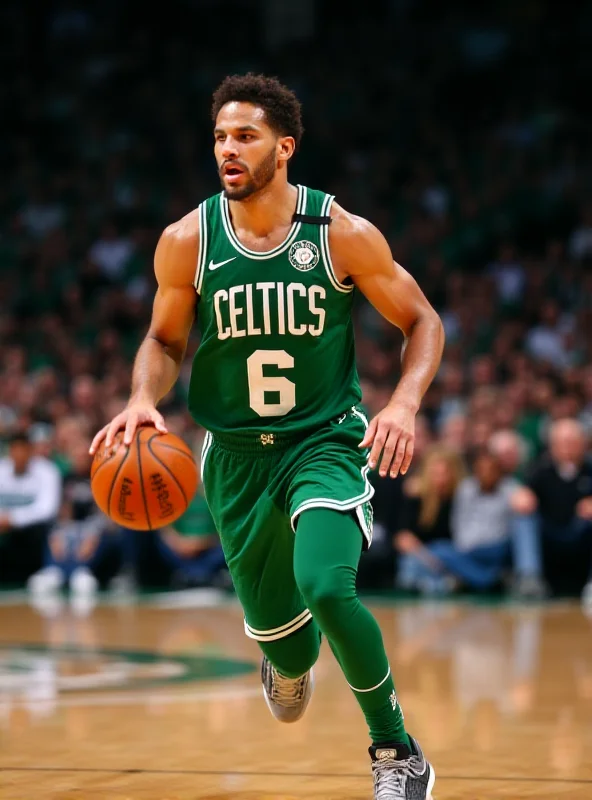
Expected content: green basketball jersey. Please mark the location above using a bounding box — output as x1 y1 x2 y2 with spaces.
188 184 362 436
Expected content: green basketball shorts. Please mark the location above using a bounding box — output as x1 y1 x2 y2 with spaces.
200 406 374 643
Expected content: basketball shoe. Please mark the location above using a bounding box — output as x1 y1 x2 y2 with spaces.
369 736 435 799
261 657 314 723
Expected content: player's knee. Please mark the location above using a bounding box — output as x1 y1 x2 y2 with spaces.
263 647 315 679
296 566 354 622
260 625 321 677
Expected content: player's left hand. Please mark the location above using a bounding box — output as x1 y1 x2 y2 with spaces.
359 401 416 478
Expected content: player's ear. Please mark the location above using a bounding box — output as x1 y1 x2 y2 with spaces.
277 136 295 163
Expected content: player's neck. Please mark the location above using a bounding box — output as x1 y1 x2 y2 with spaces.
228 178 297 238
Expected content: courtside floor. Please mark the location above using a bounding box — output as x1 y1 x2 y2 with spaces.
1 589 591 799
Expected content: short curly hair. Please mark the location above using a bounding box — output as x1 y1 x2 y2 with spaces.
211 72 304 153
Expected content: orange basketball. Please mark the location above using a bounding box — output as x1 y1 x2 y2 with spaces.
90 427 199 530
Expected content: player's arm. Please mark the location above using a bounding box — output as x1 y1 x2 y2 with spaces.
329 207 445 478
90 211 199 454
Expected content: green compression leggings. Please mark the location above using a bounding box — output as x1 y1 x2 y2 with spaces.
258 507 409 746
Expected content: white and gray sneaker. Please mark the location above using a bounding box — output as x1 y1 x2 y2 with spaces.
370 736 435 799
261 656 314 723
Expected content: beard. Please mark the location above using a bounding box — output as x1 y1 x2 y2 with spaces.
220 146 277 201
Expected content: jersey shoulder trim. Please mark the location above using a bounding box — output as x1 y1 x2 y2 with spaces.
320 194 354 294
193 201 208 294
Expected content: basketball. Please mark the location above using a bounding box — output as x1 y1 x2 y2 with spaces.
90 427 199 530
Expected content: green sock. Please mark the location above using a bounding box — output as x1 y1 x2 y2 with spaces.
293 508 410 746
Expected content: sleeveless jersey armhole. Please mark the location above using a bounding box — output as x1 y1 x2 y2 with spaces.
193 201 208 295
319 195 354 294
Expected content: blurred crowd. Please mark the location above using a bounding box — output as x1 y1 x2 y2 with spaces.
1 1 592 599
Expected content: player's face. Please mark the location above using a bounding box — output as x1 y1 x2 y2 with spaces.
214 102 289 201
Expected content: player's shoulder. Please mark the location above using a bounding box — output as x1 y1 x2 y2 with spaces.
327 199 390 275
157 207 203 263
161 207 201 248
329 201 373 234
328 200 383 247
154 207 201 286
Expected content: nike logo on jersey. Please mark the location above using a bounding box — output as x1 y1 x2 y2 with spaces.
209 257 237 271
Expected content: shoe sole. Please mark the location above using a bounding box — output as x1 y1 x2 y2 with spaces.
263 668 314 723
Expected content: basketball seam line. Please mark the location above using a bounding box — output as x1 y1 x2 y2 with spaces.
147 435 188 508
149 442 194 460
106 444 131 521
137 429 152 531
90 454 114 483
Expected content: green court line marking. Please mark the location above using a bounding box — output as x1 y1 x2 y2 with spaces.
0 643 256 689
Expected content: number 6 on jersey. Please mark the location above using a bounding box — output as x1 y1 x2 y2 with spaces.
247 349 296 417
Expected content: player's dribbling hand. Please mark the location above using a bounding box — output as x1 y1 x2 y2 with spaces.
89 400 168 455
359 401 416 478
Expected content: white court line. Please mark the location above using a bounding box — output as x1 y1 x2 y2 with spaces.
0 683 262 711
0 589 240 610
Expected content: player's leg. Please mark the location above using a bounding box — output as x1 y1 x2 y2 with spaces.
293 507 406 744
201 436 321 683
294 509 434 798
236 501 321 682
286 409 435 799
286 410 407 742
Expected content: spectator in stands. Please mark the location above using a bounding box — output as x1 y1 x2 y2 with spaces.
487 242 525 310
440 413 468 454
0 431 62 584
400 451 518 594
394 445 465 591
1 0 592 595
448 451 518 587
88 218 135 283
489 429 529 479
568 204 592 262
27 438 118 596
435 364 467 431
156 487 227 589
524 299 575 370
361 414 433 590
511 418 592 603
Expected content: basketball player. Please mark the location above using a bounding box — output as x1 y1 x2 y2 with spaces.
90 74 444 799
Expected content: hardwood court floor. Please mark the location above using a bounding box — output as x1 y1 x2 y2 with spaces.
1 592 592 799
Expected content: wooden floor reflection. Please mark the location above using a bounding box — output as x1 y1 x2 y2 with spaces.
1 594 592 799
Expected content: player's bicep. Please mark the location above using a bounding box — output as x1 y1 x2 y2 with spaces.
148 221 199 353
353 260 432 336
332 215 431 336
149 284 196 352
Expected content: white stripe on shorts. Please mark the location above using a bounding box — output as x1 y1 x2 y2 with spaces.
244 608 313 642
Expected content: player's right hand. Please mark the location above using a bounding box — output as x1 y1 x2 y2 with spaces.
89 401 168 455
